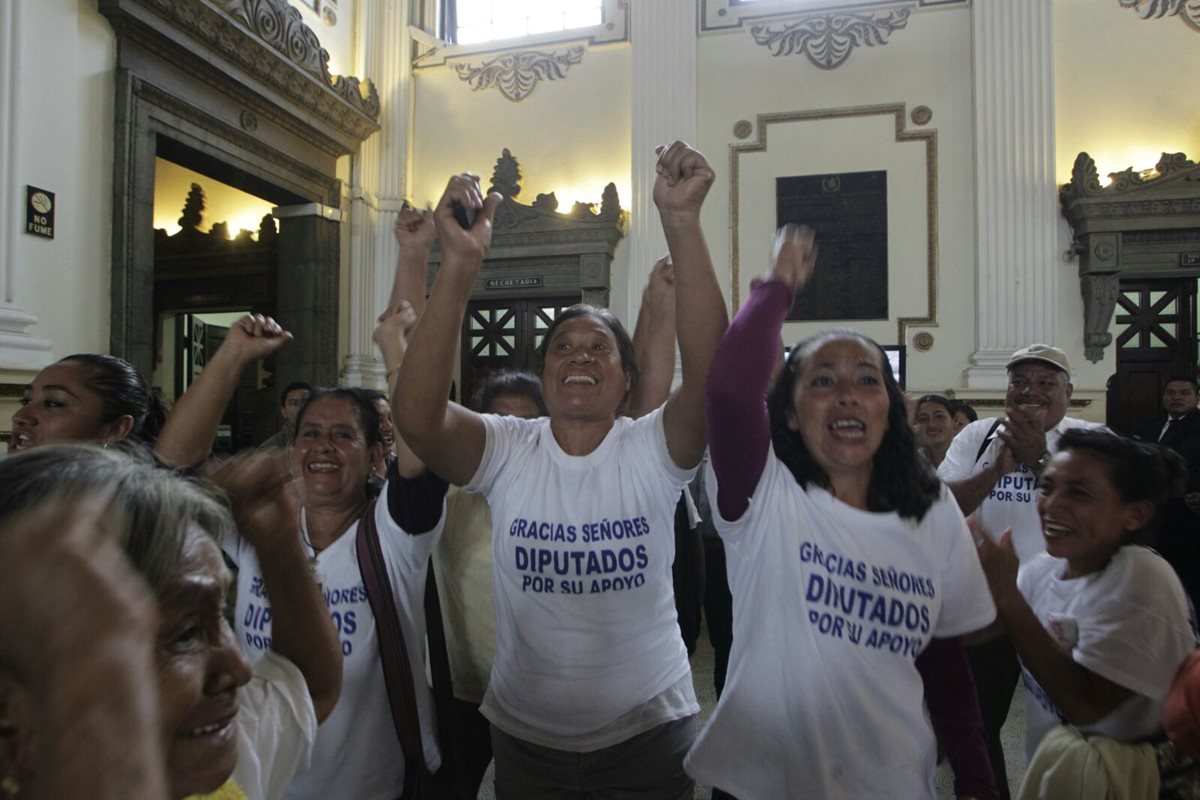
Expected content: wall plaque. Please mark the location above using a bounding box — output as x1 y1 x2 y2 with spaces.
1182 253 1200 268
25 186 55 239
777 170 887 321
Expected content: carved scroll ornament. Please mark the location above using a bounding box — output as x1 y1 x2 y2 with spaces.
1062 151 1200 202
455 47 584 102
1119 0 1200 31
1081 274 1120 363
105 0 382 144
749 9 911 70
214 0 381 118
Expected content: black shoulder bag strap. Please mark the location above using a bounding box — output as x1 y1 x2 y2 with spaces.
355 499 462 800
974 418 1005 466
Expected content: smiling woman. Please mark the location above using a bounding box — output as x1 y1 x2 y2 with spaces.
396 143 728 798
220 387 449 799
0 446 304 800
974 429 1197 789
689 225 997 799
914 394 956 467
9 353 165 453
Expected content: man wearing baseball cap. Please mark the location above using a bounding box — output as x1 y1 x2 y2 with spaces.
937 343 1104 798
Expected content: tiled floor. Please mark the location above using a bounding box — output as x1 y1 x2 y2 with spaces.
476 630 1027 799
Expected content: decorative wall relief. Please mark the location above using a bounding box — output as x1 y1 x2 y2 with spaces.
749 8 911 69
1060 151 1200 362
454 47 585 101
111 0 381 145
1119 0 1200 32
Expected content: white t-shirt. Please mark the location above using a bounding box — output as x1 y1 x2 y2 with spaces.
232 651 317 800
1018 546 1197 760
432 486 496 704
686 453 996 800
938 416 1104 562
465 406 698 746
223 483 444 800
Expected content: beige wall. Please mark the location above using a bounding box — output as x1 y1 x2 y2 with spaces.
0 0 117 430
10 0 115 358
1054 0 1200 404
410 43 635 317
697 5 976 396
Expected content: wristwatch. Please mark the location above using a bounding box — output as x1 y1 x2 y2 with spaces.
1028 450 1052 473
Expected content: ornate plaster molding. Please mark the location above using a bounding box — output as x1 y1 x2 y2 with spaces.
728 103 938 344
750 9 911 70
1064 151 1200 200
101 0 380 150
1061 151 1200 362
428 150 626 299
454 47 584 101
212 0 380 118
1119 0 1200 31
1081 274 1121 363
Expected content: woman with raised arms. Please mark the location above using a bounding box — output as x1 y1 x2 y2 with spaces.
688 225 997 799
395 142 727 799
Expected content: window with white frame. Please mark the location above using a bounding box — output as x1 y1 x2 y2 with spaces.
454 0 603 45
416 0 627 65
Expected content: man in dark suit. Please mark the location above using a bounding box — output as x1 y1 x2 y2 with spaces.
1134 375 1200 605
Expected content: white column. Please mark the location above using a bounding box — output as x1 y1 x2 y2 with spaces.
343 0 412 388
0 0 52 370
627 0 697 327
964 0 1056 389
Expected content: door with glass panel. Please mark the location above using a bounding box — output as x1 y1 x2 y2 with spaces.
460 297 578 410
1109 278 1198 434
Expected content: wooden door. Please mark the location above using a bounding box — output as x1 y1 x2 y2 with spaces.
460 297 577 408
176 315 261 453
1109 278 1197 435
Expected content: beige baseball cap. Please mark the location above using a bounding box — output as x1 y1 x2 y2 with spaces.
1007 343 1070 378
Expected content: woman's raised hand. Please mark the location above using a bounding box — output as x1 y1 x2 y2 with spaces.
969 516 1019 607
373 299 418 365
766 224 817 294
653 141 715 224
393 203 435 253
211 449 302 556
432 173 503 266
0 490 157 682
224 313 294 362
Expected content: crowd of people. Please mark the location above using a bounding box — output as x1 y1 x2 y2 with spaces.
2 142 1199 800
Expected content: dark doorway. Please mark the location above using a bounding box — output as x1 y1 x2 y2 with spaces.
1109 278 1198 435
153 150 284 451
171 314 274 453
460 296 578 408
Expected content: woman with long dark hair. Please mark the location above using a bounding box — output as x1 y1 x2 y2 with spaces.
688 225 996 798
